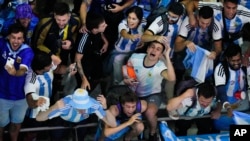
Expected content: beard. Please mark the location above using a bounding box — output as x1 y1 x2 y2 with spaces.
228 63 241 71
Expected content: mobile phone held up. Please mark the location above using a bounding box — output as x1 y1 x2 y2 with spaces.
105 4 115 10
6 57 14 68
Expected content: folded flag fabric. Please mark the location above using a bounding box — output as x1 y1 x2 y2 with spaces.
183 46 214 83
32 96 50 117
233 111 250 125
159 121 180 141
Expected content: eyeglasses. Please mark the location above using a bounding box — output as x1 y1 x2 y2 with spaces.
167 13 179 22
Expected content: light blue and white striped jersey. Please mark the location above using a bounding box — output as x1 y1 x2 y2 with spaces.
147 15 184 49
115 19 145 53
177 89 216 117
198 2 250 45
135 0 172 19
48 96 106 123
239 0 250 9
127 53 167 97
24 69 53 118
178 16 222 51
214 63 249 111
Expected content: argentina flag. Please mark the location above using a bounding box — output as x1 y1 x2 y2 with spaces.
159 121 180 141
183 46 214 83
233 111 250 125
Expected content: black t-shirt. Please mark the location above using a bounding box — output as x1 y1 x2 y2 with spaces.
76 32 104 79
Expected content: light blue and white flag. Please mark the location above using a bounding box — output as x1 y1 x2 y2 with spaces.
233 111 250 125
178 132 229 141
159 121 180 141
183 46 214 83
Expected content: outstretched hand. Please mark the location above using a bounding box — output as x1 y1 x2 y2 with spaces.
97 95 107 109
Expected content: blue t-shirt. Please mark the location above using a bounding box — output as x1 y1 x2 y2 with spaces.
0 38 34 100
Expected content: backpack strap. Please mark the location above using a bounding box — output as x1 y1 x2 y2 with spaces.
222 9 230 44
136 100 142 113
159 14 169 35
116 103 122 114
208 18 214 39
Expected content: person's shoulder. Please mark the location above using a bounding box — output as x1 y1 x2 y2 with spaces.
107 104 120 116
25 69 36 84
179 16 190 28
199 1 222 6
237 4 250 16
0 38 5 44
214 63 225 76
212 18 222 32
131 53 146 58
63 95 73 102
153 15 164 24
19 44 33 52
215 63 223 69
70 14 80 24
120 19 127 25
237 4 250 11
79 32 90 40
213 18 221 25
39 17 53 25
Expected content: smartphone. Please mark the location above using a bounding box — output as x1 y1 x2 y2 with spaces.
6 57 14 68
106 4 115 10
73 62 77 71
133 81 139 84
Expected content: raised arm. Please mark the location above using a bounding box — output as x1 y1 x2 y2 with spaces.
36 99 64 121
79 1 91 33
142 30 168 43
96 95 117 127
186 0 199 27
161 45 176 81
109 0 134 13
75 52 91 90
166 88 195 111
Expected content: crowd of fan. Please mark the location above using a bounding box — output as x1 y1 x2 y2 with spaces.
0 0 250 141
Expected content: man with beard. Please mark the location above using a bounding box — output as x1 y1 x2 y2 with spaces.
174 5 222 61
33 2 80 71
1 3 39 46
213 44 249 132
141 2 185 51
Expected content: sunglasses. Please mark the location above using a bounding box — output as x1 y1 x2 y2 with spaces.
167 13 179 22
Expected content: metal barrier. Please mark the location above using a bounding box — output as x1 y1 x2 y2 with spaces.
3 115 212 141
4 111 249 141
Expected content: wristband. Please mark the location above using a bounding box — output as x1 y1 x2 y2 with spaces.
226 105 232 110
222 101 230 109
